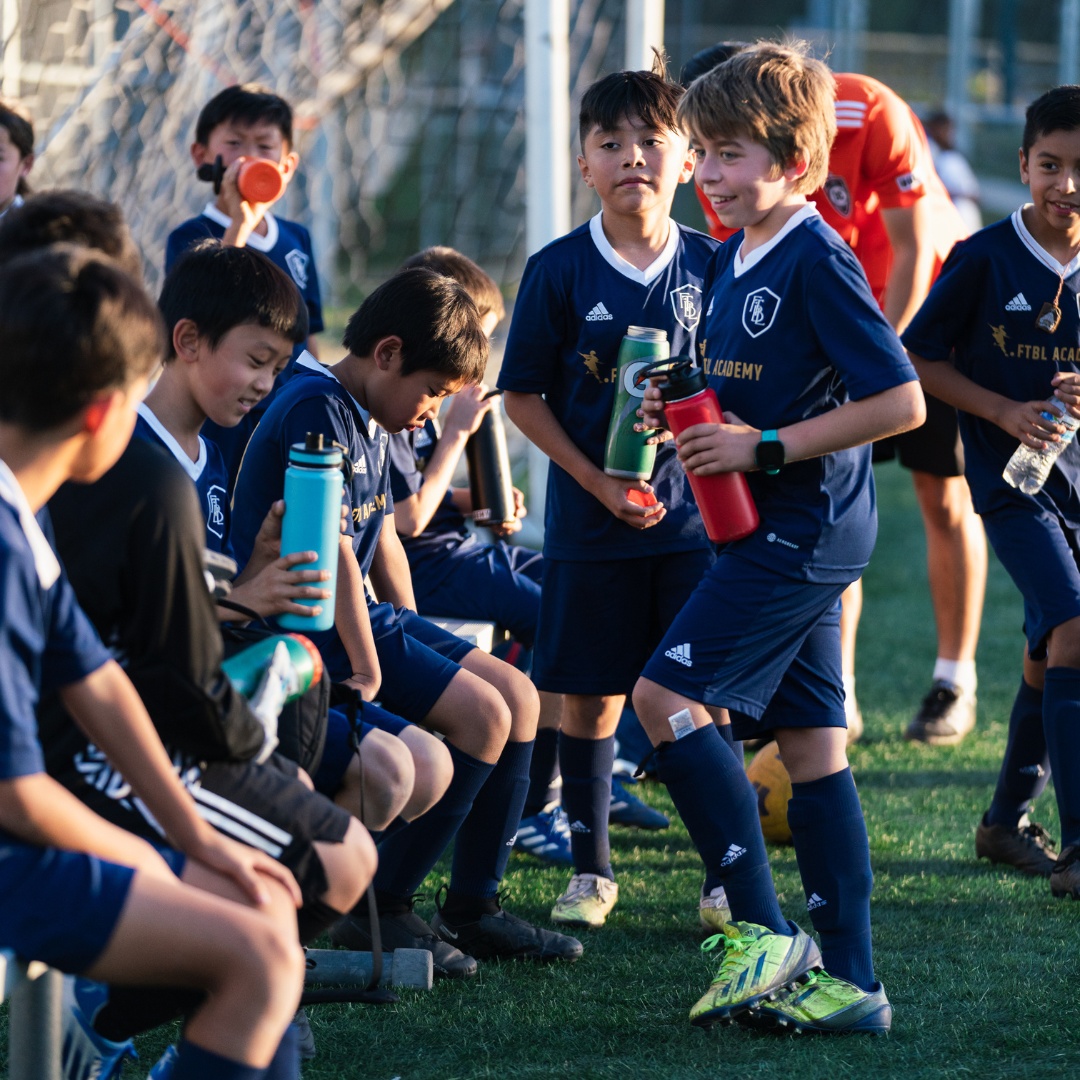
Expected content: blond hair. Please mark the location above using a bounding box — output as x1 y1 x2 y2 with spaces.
678 41 836 194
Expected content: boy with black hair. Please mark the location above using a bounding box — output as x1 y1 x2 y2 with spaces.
499 57 719 928
0 242 306 1080
633 42 924 1033
233 267 583 976
166 83 324 489
903 84 1080 892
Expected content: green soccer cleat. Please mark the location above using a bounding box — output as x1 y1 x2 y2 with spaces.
744 970 892 1034
688 920 822 1028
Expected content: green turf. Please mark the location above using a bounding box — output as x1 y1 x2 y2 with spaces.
8 460 1078 1077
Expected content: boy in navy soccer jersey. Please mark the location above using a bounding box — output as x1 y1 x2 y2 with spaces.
233 267 583 976
167 84 324 490
0 244 307 1080
499 58 719 930
633 43 924 1033
903 85 1080 894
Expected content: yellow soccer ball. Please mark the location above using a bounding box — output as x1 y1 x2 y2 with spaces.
746 741 793 845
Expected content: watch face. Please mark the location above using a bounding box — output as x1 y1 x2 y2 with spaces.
756 439 784 471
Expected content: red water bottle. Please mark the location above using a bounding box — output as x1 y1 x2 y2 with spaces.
640 357 759 543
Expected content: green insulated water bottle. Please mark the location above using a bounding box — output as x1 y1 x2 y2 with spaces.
603 326 669 479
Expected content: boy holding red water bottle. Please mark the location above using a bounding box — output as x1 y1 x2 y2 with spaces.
499 56 718 929
633 42 923 1034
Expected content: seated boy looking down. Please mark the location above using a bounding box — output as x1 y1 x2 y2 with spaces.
233 268 583 977
0 242 306 1080
633 42 924 1033
166 83 324 489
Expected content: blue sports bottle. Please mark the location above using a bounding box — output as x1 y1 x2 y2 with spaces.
277 433 345 632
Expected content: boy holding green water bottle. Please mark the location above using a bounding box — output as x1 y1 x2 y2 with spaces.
499 55 719 929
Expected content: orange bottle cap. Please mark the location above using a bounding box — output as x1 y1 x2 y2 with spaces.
238 159 286 204
626 488 658 507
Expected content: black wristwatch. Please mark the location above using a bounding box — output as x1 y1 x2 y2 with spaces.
755 430 784 475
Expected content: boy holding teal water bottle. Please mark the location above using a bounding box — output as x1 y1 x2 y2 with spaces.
499 56 719 929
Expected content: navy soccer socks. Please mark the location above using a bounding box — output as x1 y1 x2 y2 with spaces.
373 742 493 900
261 1026 300 1080
1043 667 1080 847
523 727 560 817
172 1040 265 1080
559 733 615 880
656 724 787 933
702 723 736 895
787 767 875 992
987 678 1050 828
449 738 535 905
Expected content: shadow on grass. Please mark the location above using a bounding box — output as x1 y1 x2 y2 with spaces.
856 768 998 790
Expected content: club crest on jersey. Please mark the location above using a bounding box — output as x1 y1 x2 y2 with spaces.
742 287 780 338
285 249 310 288
823 175 851 217
669 284 702 331
206 485 226 539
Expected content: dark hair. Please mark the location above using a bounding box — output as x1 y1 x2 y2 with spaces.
0 97 34 197
579 52 684 149
400 246 505 323
679 42 750 88
0 190 141 277
1022 85 1080 157
343 267 488 383
194 83 293 148
0 245 164 430
158 240 307 357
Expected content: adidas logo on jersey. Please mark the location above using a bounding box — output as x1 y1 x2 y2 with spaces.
569 819 591 834
586 301 614 322
807 892 827 911
720 843 746 867
1005 292 1032 312
1019 763 1046 777
353 458 367 475
665 643 692 667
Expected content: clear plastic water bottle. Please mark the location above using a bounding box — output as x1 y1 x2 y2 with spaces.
1003 395 1080 494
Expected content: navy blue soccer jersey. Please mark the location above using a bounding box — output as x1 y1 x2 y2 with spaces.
903 209 1080 517
498 214 718 561
133 406 233 559
165 204 324 334
0 465 109 784
231 353 393 580
700 205 917 583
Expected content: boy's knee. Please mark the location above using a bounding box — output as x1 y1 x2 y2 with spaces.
499 664 540 740
400 727 452 817
360 730 415 830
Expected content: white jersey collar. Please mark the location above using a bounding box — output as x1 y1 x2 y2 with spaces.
733 203 820 278
296 351 379 439
137 402 207 482
0 458 60 588
1012 207 1080 279
589 213 680 285
201 201 280 253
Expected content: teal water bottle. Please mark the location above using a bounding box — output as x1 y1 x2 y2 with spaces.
604 326 669 479
278 433 344 632
221 634 324 701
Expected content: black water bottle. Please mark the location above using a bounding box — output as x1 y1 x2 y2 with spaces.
466 391 516 528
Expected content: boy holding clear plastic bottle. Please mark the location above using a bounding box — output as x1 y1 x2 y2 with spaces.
903 85 1080 896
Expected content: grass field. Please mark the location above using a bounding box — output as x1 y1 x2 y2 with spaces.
7 460 1079 1079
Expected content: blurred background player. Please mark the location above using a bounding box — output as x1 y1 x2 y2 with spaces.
166 84 324 493
682 45 986 746
0 97 34 220
500 57 719 930
925 109 983 234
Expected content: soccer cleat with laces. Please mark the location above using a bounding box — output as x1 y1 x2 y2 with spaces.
1050 844 1080 899
743 970 892 1034
513 803 574 865
329 896 478 979
905 680 976 745
976 813 1057 877
609 776 670 830
550 872 620 927
431 889 583 962
698 882 732 932
688 920 822 1028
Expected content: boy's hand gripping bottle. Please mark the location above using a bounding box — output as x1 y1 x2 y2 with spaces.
604 326 669 479
278 433 346 632
638 356 759 543
197 154 286 204
1003 393 1080 495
